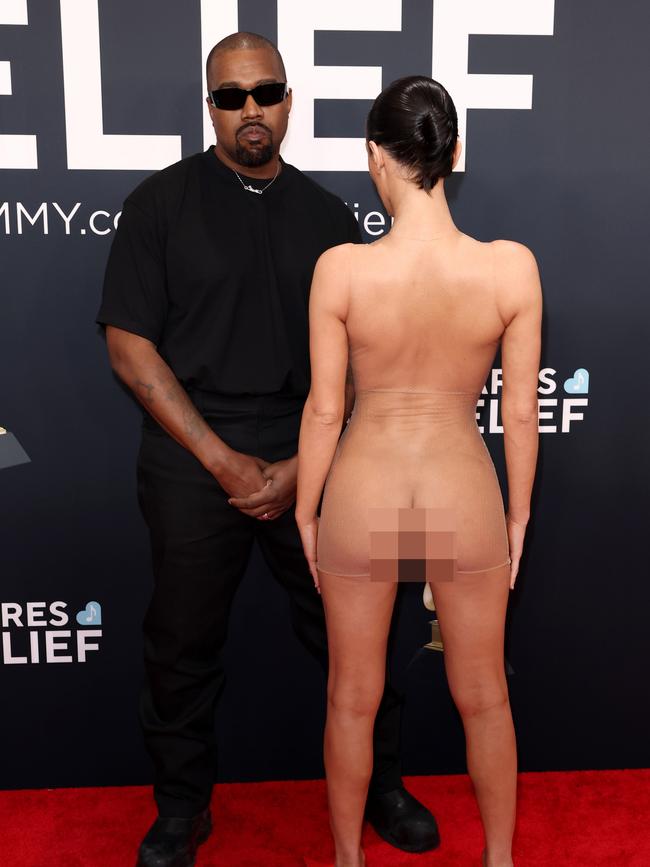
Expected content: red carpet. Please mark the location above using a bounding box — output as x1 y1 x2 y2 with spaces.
1 770 648 866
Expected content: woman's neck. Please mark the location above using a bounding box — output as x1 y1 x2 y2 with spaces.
388 178 457 240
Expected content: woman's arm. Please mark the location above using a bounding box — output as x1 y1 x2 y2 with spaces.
296 244 353 530
296 244 353 524
494 241 543 585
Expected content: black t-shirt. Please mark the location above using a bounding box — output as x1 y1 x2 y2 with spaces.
96 147 361 398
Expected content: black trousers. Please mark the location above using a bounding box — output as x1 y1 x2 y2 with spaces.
136 390 403 818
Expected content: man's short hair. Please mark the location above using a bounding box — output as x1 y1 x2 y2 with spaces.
206 32 287 87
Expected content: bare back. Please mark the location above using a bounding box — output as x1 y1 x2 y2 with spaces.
346 231 505 395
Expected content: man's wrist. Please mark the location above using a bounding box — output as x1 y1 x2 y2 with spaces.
196 434 231 472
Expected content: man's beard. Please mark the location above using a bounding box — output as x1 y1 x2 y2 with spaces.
235 140 274 168
234 125 275 168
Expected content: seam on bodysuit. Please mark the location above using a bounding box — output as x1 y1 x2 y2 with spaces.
315 558 511 578
315 565 371 577
357 388 481 396
456 558 511 575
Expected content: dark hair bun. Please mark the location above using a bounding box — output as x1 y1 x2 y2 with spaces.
367 75 458 192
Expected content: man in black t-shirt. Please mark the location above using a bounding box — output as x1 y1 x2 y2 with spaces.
98 32 439 867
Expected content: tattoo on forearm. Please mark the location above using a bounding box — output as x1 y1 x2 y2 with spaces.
133 370 206 444
134 379 154 403
154 371 206 442
181 406 206 440
161 379 180 404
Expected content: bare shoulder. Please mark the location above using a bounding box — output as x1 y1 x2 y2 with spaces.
313 241 370 289
315 241 357 273
490 240 542 325
491 239 540 281
310 243 357 316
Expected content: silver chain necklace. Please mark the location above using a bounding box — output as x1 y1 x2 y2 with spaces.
233 161 280 195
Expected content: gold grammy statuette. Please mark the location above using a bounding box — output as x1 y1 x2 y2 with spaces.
426 619 444 653
423 584 444 652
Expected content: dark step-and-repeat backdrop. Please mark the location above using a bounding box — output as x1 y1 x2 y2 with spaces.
1 0 648 789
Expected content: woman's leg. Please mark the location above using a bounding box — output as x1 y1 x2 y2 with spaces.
428 565 516 867
319 570 398 867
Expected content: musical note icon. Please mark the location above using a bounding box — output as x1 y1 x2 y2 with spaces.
563 368 589 394
76 601 102 626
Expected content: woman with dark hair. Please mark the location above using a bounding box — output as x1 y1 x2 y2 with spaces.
297 76 541 867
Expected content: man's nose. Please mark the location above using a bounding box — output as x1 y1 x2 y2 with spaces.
242 94 263 119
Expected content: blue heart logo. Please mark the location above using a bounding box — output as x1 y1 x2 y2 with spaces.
563 368 589 394
76 601 102 626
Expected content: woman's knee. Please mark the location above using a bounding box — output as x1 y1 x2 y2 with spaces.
327 679 384 720
450 676 510 720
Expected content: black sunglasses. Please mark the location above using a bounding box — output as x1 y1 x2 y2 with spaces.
209 82 288 110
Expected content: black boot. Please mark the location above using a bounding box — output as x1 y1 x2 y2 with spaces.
365 786 440 853
136 808 212 867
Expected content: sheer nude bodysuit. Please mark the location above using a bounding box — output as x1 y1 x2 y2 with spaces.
315 233 512 600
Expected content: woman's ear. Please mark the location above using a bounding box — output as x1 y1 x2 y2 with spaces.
367 140 383 172
451 137 462 171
